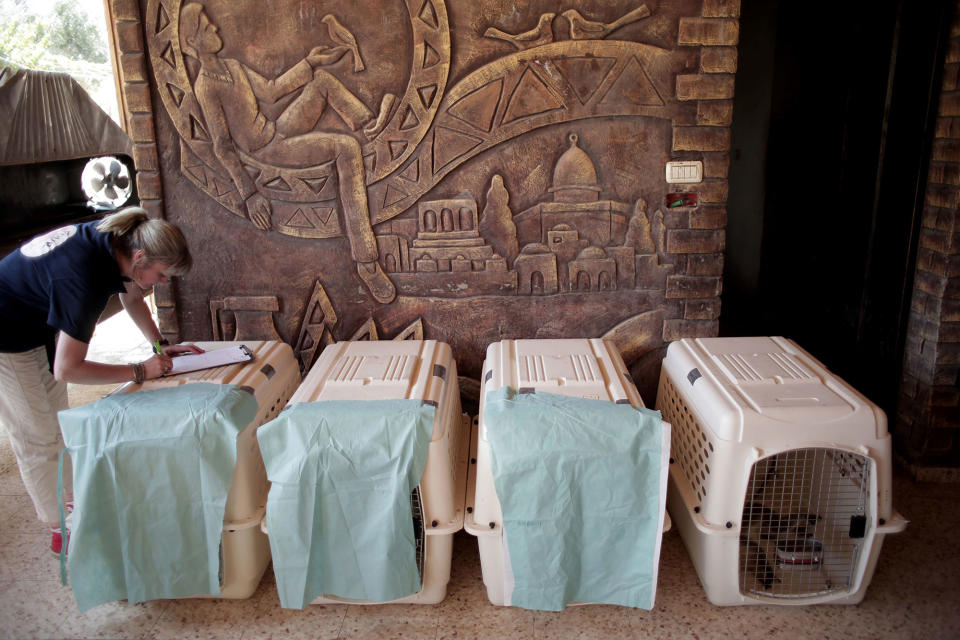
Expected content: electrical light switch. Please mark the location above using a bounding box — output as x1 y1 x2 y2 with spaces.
665 161 703 184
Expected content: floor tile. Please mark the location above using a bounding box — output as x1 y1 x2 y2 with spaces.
0 533 63 582
146 596 264 640
0 579 78 639
337 603 440 640
0 493 43 532
58 597 169 640
241 572 347 640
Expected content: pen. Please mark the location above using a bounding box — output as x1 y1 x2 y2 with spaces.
153 340 163 355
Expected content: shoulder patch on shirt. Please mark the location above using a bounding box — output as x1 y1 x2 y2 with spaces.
20 225 78 258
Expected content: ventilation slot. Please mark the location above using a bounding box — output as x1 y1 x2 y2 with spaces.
658 374 712 502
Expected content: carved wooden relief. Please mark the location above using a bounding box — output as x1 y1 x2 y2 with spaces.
137 0 736 400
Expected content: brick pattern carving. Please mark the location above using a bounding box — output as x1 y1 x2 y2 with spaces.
106 0 179 342
897 4 960 475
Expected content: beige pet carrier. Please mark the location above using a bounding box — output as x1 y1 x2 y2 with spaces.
268 339 469 605
465 338 671 607
114 340 300 598
656 336 907 605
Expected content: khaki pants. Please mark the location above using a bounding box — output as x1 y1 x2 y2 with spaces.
0 346 72 525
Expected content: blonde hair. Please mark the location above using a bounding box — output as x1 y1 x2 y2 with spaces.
97 207 193 276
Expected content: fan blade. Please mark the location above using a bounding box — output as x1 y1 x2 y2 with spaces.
109 160 122 178
93 162 106 177
89 177 105 192
104 186 118 201
115 175 129 190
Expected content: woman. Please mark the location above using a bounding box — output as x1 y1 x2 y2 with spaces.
0 207 202 553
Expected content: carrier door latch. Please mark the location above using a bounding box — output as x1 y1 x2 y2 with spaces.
849 514 867 538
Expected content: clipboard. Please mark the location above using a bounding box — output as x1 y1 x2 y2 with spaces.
166 344 254 376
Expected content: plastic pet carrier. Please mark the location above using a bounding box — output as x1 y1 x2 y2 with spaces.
466 338 672 607
655 336 907 605
115 340 300 598
273 339 468 605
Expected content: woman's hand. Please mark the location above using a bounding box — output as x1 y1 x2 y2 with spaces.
163 343 205 356
143 353 173 380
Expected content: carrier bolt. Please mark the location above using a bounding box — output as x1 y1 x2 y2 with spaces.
471 458 477 464
879 518 885 525
669 458 675 464
726 521 733 529
489 522 496 529
694 506 700 513
432 520 438 527
467 507 473 513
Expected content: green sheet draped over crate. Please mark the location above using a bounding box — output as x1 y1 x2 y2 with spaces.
257 399 435 608
58 383 257 612
483 387 668 611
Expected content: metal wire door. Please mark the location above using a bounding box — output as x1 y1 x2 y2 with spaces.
739 448 872 599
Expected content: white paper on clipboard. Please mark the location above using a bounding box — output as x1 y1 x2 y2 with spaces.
166 345 254 376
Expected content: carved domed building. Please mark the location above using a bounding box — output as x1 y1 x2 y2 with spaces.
514 133 631 249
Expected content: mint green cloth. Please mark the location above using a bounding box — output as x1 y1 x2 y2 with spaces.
257 399 435 608
483 387 665 611
58 383 257 612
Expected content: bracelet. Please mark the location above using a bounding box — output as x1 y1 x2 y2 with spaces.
131 362 145 385
152 338 170 354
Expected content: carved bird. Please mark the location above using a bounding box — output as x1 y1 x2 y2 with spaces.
321 14 364 72
563 4 652 41
484 12 555 50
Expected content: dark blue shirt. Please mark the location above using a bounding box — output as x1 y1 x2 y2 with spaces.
0 220 127 356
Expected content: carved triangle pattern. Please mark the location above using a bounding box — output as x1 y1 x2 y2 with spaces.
212 176 233 196
388 139 408 159
502 66 564 125
418 0 438 29
417 84 438 109
186 164 207 186
167 83 185 106
447 79 502 133
284 209 314 228
312 207 335 225
600 56 664 106
400 105 420 131
159 42 176 69
554 56 618 105
393 318 424 341
156 3 170 33
398 159 420 183
189 115 209 141
432 126 483 174
300 176 329 195
383 184 409 207
349 318 379 341
422 41 441 69
264 176 292 191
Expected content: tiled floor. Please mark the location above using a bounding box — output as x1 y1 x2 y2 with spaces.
1 313 959 639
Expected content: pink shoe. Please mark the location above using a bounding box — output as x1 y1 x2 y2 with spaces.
50 527 68 555
51 501 73 555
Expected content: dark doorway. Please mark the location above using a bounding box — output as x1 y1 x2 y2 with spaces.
722 0 953 418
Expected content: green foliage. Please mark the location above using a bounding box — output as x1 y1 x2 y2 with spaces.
49 1 108 64
0 14 52 69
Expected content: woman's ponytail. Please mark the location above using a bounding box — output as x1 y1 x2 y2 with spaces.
97 206 193 275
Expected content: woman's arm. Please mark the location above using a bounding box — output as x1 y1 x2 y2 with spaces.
120 286 204 357
53 331 170 384
120 286 160 344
